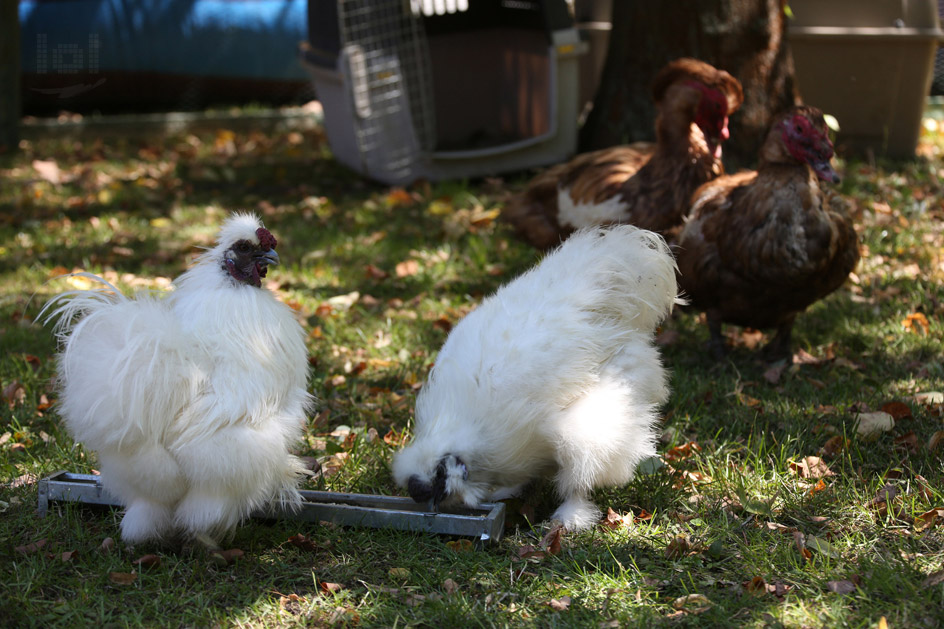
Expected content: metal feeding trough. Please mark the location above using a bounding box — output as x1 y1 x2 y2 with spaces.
37 471 505 544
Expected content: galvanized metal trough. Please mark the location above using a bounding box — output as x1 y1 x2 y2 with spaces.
37 471 505 544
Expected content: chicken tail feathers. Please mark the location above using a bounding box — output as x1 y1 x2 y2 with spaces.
38 272 129 341
555 225 682 334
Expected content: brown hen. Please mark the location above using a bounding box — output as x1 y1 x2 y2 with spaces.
676 105 860 360
503 58 743 250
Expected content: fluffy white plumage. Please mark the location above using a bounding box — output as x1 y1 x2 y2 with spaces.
391 225 680 530
42 213 313 544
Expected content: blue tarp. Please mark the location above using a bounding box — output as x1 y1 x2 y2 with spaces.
19 0 309 80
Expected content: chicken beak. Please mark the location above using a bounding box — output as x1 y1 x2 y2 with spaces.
255 249 280 267
811 159 840 184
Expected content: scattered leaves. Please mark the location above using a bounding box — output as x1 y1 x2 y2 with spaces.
546 596 571 611
132 554 161 570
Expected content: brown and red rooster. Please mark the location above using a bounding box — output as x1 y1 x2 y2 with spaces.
503 57 743 249
675 105 860 360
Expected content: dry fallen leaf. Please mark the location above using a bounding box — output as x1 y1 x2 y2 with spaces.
922 569 944 588
542 523 563 556
109 572 137 585
856 411 895 437
319 581 343 595
133 554 161 570
914 508 944 531
442 578 458 595
902 312 930 335
789 456 836 479
32 159 62 184
672 593 712 614
547 596 571 611
395 260 420 278
820 435 848 457
446 539 474 553
14 539 47 555
826 579 858 594
880 401 913 421
929 431 944 452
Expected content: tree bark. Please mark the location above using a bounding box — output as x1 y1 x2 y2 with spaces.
0 0 21 154
579 0 798 168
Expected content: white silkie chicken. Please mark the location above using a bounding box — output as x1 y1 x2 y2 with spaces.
42 214 313 545
392 225 680 531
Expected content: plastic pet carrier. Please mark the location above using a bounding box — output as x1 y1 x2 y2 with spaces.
302 0 585 184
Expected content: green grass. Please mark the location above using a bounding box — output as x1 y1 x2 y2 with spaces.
1 115 943 627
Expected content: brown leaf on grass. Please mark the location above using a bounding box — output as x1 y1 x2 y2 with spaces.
881 401 913 421
442 578 458 595
914 508 944 531
15 539 47 555
807 478 829 496
894 431 919 454
383 427 408 447
922 569 944 588
133 554 161 570
446 539 474 553
516 544 546 561
763 362 787 384
319 581 343 595
826 579 859 594
384 187 415 208
7 473 38 489
665 535 693 559
671 593 712 614
210 549 244 566
744 576 768 596
60 550 78 562
32 159 62 184
820 435 848 457
546 596 571 611
395 260 420 278
664 441 700 462
100 537 115 552
287 533 318 552
902 312 930 335
793 348 826 365
856 411 895 436
3 381 25 408
788 456 836 479
928 431 944 452
109 572 137 585
542 523 563 556
279 593 307 614
365 264 389 280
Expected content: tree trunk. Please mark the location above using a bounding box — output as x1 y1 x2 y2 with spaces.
0 0 21 154
579 0 798 168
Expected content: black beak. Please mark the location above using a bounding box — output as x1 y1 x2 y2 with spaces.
255 249 280 267
406 457 451 509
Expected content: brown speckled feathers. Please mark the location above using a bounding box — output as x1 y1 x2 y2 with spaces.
503 58 743 250
676 106 860 359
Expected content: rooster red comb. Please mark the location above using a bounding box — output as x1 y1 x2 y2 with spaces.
256 227 277 251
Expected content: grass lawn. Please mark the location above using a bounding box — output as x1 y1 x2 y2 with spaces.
1 111 942 628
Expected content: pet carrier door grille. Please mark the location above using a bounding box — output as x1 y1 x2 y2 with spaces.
337 0 436 181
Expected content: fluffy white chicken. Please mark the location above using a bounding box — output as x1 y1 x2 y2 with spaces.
392 225 679 531
42 214 313 544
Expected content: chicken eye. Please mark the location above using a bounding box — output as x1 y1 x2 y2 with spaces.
236 242 252 254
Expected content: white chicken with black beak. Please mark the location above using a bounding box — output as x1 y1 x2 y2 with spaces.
42 213 313 545
392 225 680 531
